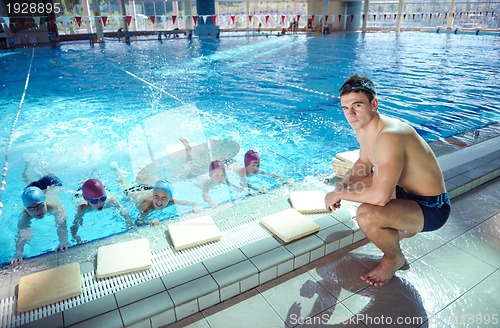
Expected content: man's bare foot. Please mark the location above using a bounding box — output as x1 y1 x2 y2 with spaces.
360 255 407 286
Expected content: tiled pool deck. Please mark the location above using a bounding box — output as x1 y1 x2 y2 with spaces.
0 125 499 328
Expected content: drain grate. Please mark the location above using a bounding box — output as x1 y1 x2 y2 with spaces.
1 218 272 328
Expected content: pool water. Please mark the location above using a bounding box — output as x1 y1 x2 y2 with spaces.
0 32 498 266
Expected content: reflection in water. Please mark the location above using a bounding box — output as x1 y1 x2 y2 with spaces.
285 254 428 327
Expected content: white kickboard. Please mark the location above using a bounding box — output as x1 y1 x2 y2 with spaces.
336 149 359 163
18 262 82 312
168 216 222 251
289 190 328 213
260 209 320 243
96 238 152 279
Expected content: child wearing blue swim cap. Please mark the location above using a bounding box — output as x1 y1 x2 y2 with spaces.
11 164 69 266
112 163 202 226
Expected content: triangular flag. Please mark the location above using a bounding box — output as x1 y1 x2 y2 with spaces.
126 15 132 26
231 15 235 24
33 16 41 27
200 15 206 24
150 16 155 24
311 15 315 21
351 14 354 22
249 15 253 23
19 18 26 28
193 16 198 25
281 15 285 24
265 15 269 24
212 15 216 24
324 15 328 23
172 15 177 25
297 15 301 22
3 17 10 27
75 16 82 27
61 16 69 27
102 16 108 27
338 14 341 21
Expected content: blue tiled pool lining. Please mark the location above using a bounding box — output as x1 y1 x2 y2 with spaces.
1 135 499 328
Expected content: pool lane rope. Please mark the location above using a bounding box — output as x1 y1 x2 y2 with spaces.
123 69 219 123
0 48 35 216
255 75 335 99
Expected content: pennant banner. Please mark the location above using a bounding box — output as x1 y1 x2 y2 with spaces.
33 16 41 27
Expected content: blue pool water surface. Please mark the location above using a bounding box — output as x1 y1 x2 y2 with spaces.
0 32 498 266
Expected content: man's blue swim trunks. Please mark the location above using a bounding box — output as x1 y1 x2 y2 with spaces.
26 174 63 190
396 185 451 232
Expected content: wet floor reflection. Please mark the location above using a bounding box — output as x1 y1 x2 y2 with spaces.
282 254 428 327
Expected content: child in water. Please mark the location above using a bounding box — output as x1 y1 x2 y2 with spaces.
202 160 248 208
71 178 132 244
112 163 202 225
232 150 287 193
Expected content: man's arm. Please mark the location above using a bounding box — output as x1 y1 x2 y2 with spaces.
329 132 404 207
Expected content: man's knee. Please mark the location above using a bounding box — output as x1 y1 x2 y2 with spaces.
356 204 372 230
356 203 381 231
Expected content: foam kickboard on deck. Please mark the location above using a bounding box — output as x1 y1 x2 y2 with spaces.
260 209 320 243
18 262 82 313
168 216 222 251
96 238 152 279
289 190 328 213
336 149 359 163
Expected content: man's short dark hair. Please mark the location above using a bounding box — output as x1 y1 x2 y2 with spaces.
339 74 377 102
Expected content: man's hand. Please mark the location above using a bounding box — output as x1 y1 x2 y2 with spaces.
325 191 342 212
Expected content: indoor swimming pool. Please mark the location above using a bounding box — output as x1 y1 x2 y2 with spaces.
0 32 498 267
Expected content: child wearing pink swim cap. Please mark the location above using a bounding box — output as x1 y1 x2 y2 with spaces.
71 178 132 244
234 150 286 193
203 160 247 208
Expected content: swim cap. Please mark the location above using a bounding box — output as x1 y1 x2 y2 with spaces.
244 150 260 167
22 186 46 207
82 179 106 199
209 160 225 177
153 179 173 199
